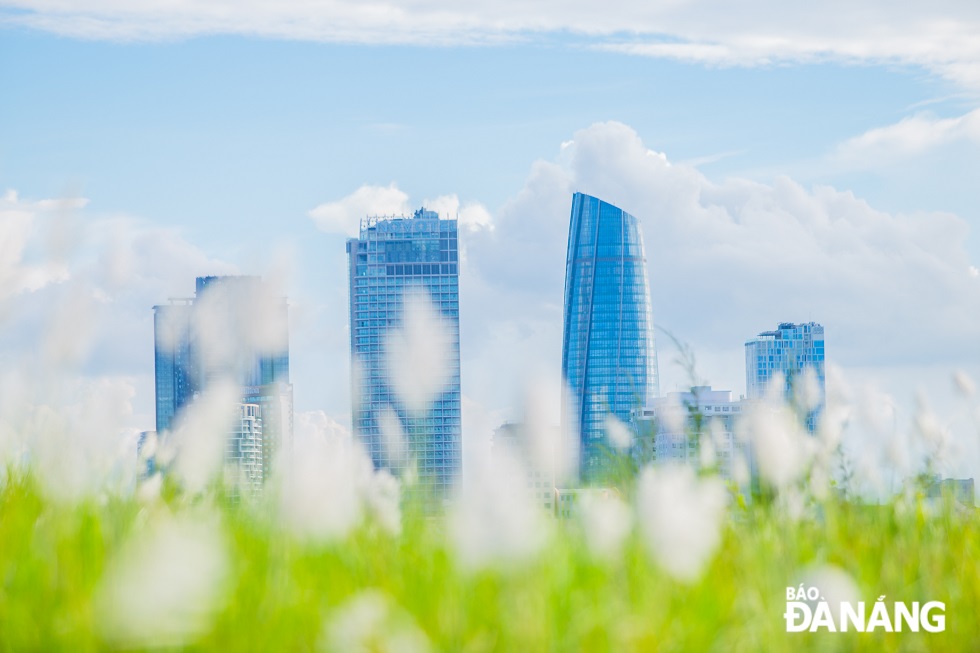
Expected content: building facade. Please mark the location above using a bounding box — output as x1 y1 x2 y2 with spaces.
347 208 461 497
745 322 825 431
561 192 659 482
639 386 748 485
152 275 292 485
227 403 264 492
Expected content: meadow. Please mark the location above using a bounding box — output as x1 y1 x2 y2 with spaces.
2 435 977 651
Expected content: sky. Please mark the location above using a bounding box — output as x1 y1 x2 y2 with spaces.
2 1 979 486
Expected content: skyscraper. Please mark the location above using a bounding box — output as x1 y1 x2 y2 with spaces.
347 208 461 497
745 322 825 431
561 192 660 481
152 275 292 484
153 298 194 434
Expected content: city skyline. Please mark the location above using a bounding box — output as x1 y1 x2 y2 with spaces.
2 5 979 486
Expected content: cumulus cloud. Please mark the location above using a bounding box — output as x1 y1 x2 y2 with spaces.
308 184 493 236
0 189 73 303
0 190 240 491
832 108 980 167
308 183 410 235
4 2 980 88
465 121 980 379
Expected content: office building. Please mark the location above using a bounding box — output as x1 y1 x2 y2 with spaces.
152 275 292 485
346 208 461 497
227 403 264 493
745 322 825 431
561 192 659 482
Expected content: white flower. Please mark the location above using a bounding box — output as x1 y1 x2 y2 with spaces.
363 469 402 536
953 370 976 398
191 276 288 379
578 491 632 560
168 380 240 495
914 392 949 456
603 413 632 450
384 290 453 412
136 473 163 504
795 367 823 413
95 514 229 648
322 590 431 653
378 406 409 468
700 419 722 469
737 401 812 490
636 464 727 583
522 374 579 485
276 425 403 541
449 446 547 570
732 452 750 487
659 393 688 436
277 432 369 542
796 564 861 629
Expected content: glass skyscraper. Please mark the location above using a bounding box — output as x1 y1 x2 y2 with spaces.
153 275 292 485
745 322 825 431
561 192 660 481
346 208 461 497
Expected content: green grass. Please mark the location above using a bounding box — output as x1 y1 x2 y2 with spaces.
1 469 977 652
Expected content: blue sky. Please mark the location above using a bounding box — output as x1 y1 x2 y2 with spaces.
3 30 974 230
2 2 979 484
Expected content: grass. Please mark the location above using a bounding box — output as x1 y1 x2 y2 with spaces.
1 467 978 652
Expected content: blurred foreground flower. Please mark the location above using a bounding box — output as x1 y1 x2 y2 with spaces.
953 370 975 398
603 414 632 451
165 380 241 495
636 464 727 583
450 445 547 570
384 290 453 412
738 400 813 490
578 491 632 561
795 564 861 629
277 431 401 541
95 514 229 648
322 590 431 653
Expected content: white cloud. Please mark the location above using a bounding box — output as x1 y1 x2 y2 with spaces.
464 121 980 377
0 190 239 479
421 194 494 232
833 108 980 167
308 183 410 236
0 189 73 302
309 185 495 237
5 2 980 88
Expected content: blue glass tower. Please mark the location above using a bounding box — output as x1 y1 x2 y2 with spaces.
347 208 461 497
153 276 292 483
561 192 660 481
153 299 195 434
745 322 825 431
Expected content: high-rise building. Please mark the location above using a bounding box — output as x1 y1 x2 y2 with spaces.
745 322 825 431
346 208 461 497
152 276 292 484
153 299 194 434
228 403 263 492
561 192 660 481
